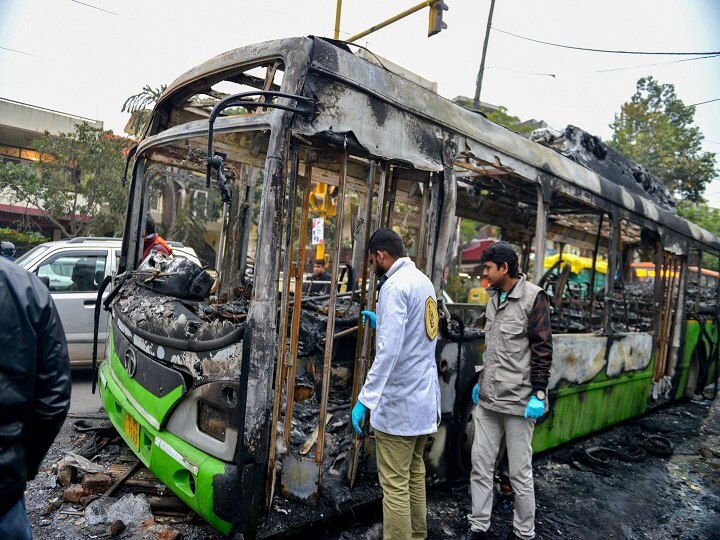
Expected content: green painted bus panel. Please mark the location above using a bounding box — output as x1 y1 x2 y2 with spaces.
675 321 718 400
108 328 185 426
675 322 701 400
99 361 232 535
706 323 720 389
532 366 652 452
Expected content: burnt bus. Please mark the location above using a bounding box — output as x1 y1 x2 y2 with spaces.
96 36 720 536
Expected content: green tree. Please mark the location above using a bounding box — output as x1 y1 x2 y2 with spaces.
608 76 716 202
455 97 536 136
0 227 48 247
677 200 720 237
0 123 131 238
484 107 536 136
122 84 167 136
460 218 478 244
677 201 720 268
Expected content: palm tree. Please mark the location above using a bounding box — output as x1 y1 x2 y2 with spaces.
121 84 167 136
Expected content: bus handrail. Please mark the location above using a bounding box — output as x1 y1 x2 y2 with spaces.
206 90 316 199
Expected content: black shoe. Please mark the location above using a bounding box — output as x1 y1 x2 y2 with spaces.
461 530 489 540
505 532 522 540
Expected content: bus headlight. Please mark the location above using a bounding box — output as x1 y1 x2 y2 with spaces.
165 381 242 462
198 401 227 442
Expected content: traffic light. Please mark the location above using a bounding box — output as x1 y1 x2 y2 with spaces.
428 0 448 37
326 185 338 217
309 182 327 212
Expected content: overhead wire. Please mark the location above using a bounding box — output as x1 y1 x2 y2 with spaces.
486 54 719 78
68 0 122 16
0 46 46 58
688 98 720 107
492 27 720 56
595 54 720 73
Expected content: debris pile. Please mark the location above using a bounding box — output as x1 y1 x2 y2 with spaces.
531 125 676 211
115 279 245 343
27 419 214 539
686 280 720 316
137 252 214 300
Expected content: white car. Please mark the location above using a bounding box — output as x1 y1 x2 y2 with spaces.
16 237 200 366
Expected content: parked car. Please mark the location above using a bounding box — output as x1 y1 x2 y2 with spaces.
16 237 200 366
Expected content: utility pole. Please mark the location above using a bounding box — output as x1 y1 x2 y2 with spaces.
472 0 496 111
334 0 343 39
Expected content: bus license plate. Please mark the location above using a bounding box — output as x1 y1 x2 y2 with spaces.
124 413 140 449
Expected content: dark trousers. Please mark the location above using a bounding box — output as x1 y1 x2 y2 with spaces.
0 497 32 540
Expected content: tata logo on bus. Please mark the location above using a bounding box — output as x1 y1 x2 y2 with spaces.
123 349 137 378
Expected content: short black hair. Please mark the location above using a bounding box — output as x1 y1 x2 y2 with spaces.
145 214 156 235
368 228 405 258
480 241 519 278
314 259 325 266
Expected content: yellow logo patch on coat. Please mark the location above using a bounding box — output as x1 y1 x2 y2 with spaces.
425 296 439 340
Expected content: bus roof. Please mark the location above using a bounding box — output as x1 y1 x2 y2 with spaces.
152 36 720 254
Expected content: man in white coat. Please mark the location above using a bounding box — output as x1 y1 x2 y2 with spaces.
351 228 441 540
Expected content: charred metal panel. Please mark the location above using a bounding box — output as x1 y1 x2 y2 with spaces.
660 228 688 256
550 335 608 388
155 38 314 128
550 333 654 389
437 341 460 413
302 37 719 251
165 381 242 461
606 334 654 377
115 320 244 384
431 140 458 294
300 74 444 171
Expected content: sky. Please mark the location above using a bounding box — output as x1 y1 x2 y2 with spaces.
1 0 719 205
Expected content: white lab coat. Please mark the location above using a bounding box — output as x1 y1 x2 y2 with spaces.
358 257 441 436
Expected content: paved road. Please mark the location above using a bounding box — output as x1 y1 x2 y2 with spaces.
68 367 104 416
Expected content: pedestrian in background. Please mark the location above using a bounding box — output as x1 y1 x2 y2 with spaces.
1 241 16 262
0 257 71 539
352 228 441 540
463 241 552 540
307 258 332 296
142 214 172 260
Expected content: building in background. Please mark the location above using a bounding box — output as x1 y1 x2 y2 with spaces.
0 98 104 240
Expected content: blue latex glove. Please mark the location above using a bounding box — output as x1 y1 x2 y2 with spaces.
471 383 479 405
361 310 377 329
351 400 368 434
524 396 545 419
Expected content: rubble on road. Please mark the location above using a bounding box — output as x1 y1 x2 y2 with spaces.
321 397 720 540
27 397 720 539
26 416 219 540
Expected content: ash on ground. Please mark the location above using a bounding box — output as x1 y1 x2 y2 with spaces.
26 398 720 539
324 397 720 540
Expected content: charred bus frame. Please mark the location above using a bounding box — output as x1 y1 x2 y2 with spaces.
98 36 720 536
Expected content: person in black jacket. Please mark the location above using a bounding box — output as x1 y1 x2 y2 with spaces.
307 258 332 296
0 258 71 538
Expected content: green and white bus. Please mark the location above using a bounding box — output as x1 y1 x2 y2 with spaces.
97 36 720 536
